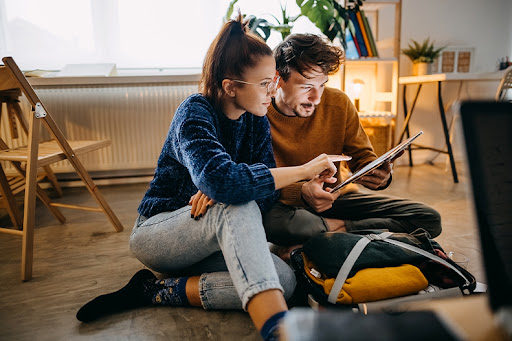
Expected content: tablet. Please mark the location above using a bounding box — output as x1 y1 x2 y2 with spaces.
330 131 423 193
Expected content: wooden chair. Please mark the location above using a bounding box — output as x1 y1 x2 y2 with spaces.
495 66 512 101
0 88 69 229
0 88 63 196
0 56 123 281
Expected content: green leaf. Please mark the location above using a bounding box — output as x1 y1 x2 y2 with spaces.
296 0 335 32
224 0 239 22
401 38 447 63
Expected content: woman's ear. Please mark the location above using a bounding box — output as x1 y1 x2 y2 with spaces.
222 79 236 98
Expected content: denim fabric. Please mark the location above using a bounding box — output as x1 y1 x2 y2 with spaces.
130 201 295 310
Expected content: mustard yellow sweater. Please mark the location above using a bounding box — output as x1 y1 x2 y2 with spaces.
267 87 377 207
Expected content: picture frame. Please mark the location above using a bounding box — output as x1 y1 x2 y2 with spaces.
431 47 475 74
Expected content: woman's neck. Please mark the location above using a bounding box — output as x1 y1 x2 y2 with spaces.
221 98 245 120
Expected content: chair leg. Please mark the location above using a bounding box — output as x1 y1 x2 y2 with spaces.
21 156 38 282
0 165 23 229
42 165 63 197
60 148 123 232
20 102 41 282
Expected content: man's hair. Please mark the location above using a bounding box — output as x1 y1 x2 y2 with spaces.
274 34 344 81
199 12 273 108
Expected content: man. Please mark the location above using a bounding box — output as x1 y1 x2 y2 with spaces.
263 34 441 252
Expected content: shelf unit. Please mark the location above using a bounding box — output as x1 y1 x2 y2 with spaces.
328 0 402 154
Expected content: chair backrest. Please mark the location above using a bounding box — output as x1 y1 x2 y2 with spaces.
1 57 77 158
495 66 512 101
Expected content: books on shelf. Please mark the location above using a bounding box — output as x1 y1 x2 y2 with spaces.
348 10 368 57
356 11 373 57
361 10 379 58
346 9 379 59
345 27 360 59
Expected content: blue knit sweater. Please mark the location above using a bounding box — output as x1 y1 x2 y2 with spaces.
138 94 280 218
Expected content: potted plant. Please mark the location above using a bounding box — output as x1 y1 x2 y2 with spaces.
401 38 446 76
295 0 365 49
224 0 301 41
225 0 364 47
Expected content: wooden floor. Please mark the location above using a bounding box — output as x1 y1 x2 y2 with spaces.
0 162 485 341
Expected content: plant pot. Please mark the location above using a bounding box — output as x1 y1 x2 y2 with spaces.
413 62 432 76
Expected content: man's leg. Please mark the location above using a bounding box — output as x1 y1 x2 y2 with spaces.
262 193 442 248
262 202 329 246
321 192 442 238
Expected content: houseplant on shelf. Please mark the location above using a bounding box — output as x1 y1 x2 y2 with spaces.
224 0 365 47
295 0 365 49
401 38 446 76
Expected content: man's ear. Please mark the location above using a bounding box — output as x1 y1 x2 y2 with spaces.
222 79 236 98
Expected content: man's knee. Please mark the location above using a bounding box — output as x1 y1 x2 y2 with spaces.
262 203 327 245
421 206 442 238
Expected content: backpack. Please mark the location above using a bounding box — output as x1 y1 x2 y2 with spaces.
289 229 476 307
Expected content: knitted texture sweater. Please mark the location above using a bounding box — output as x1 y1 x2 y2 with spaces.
267 87 377 207
138 94 279 218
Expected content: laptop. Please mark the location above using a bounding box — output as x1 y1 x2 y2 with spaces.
459 100 512 337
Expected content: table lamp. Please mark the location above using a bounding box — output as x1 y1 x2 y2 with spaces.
351 79 365 111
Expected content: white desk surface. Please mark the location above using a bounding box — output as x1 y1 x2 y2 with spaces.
399 71 505 85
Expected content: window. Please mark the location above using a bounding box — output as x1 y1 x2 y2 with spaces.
0 0 315 71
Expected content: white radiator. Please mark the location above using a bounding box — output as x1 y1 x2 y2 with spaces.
1 82 199 179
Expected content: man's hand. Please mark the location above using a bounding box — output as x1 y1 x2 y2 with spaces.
189 190 216 220
357 161 392 190
301 175 339 212
357 149 403 190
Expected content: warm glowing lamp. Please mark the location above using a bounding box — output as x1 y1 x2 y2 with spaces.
351 79 365 111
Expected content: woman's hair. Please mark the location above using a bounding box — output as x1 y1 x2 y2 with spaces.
274 34 344 81
200 13 273 108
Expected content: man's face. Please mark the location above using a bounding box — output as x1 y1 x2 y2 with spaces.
274 67 329 118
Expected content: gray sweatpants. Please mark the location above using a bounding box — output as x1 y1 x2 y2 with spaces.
262 192 442 246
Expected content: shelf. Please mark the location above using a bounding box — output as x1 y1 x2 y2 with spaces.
358 110 396 118
345 58 398 63
339 0 401 119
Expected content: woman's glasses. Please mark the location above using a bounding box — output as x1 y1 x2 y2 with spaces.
232 75 280 96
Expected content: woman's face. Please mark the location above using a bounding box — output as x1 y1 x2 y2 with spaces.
230 55 277 117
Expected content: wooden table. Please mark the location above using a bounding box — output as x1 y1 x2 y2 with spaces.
398 72 503 183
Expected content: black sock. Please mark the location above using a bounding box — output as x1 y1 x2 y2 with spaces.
76 269 157 322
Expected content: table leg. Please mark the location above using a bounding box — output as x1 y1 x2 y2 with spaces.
437 81 459 183
400 84 422 167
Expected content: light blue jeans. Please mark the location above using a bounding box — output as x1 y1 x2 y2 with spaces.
129 201 296 311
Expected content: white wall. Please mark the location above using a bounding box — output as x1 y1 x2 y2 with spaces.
396 0 512 166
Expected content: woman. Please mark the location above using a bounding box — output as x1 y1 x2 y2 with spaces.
77 14 341 340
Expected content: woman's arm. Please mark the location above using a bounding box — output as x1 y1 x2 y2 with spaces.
270 154 341 190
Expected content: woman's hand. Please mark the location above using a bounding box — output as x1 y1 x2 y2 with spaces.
189 190 216 220
270 154 351 190
301 154 350 181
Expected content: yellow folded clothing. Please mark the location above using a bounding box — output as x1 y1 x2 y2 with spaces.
304 254 428 304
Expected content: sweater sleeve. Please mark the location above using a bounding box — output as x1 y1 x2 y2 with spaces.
177 111 276 205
